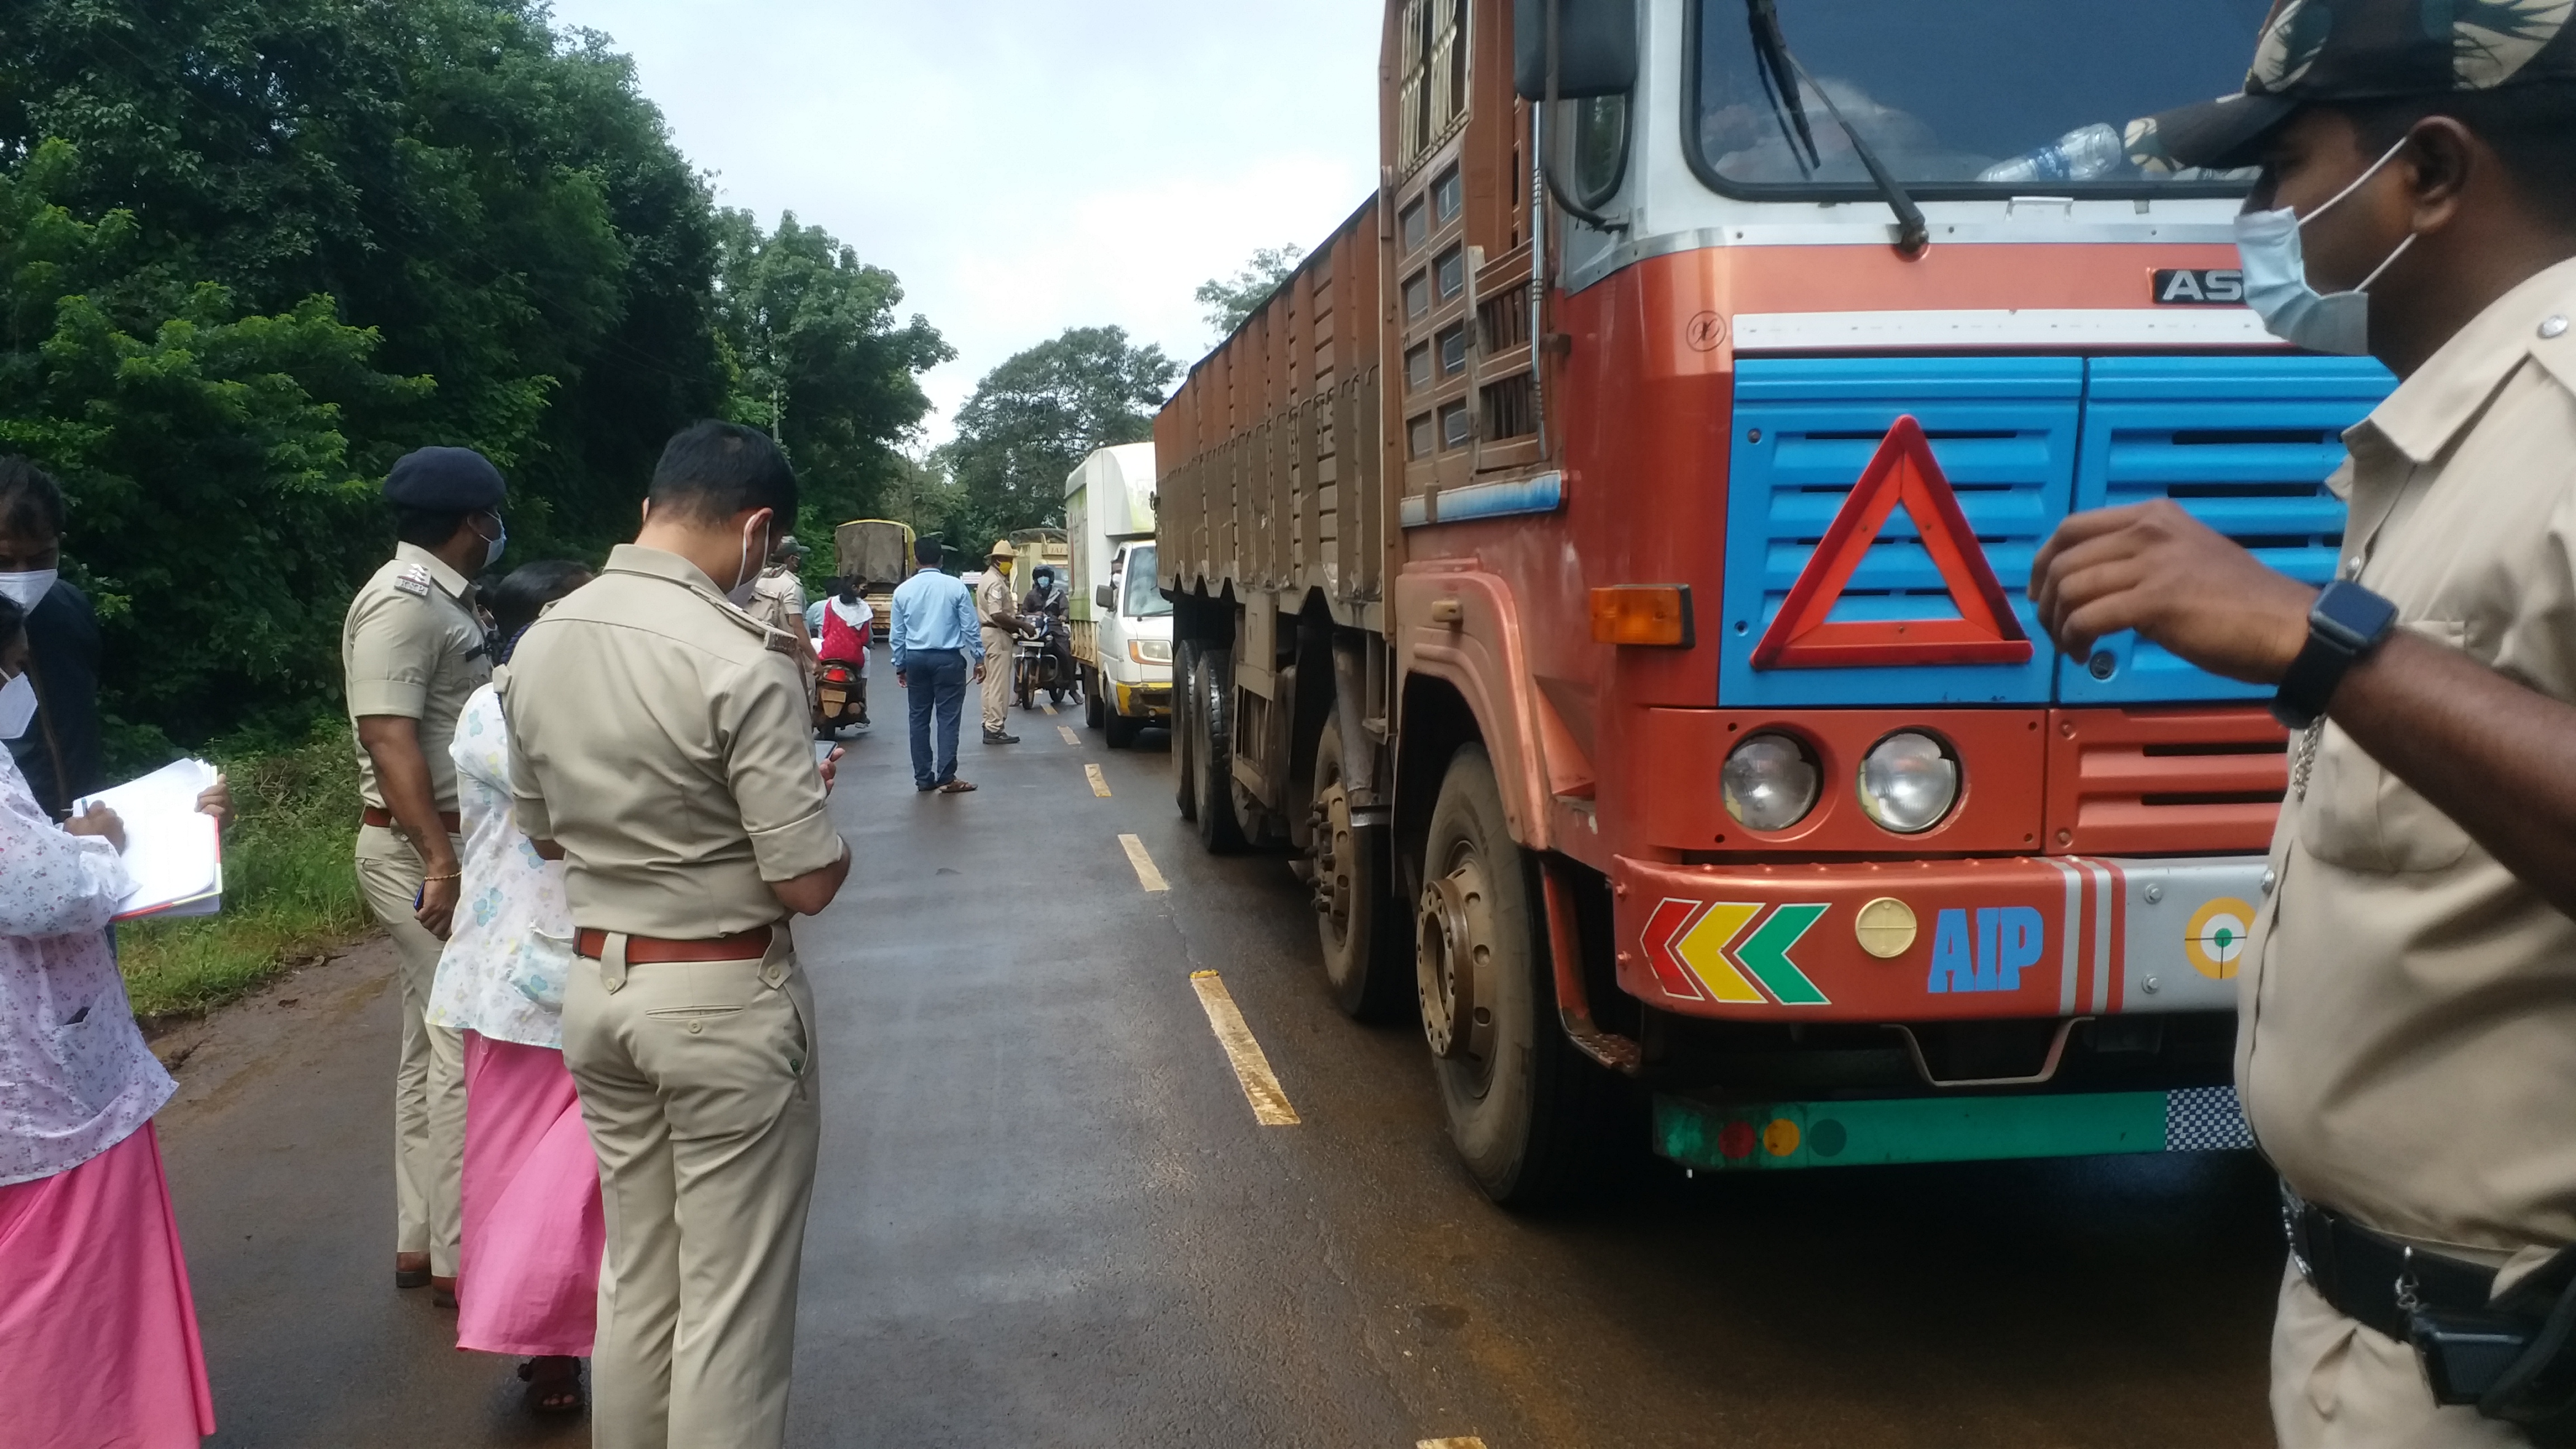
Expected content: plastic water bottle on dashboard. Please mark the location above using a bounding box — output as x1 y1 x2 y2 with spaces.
1975 123 2125 184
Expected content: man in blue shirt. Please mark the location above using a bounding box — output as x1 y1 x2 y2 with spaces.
886 537 983 794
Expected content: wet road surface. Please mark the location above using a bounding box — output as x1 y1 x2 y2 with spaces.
158 661 2286 1447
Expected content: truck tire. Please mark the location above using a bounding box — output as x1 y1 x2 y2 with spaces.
1312 719 1407 1020
1085 666 1106 730
1192 649 1247 853
1105 705 1141 750
1172 641 1200 822
1419 745 1600 1208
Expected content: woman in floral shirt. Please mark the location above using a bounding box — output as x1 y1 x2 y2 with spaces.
0 593 217 1446
428 560 598 1417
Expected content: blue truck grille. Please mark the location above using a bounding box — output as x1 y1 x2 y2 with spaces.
2059 356 2392 704
1718 354 2393 708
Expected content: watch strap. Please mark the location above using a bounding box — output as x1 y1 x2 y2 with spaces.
2271 582 2398 730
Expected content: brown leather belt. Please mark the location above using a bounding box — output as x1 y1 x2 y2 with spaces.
361 805 463 834
574 926 774 964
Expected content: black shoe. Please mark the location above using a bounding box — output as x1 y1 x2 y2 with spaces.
984 731 1020 745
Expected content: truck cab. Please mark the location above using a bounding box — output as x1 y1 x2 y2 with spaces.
1067 443 1175 746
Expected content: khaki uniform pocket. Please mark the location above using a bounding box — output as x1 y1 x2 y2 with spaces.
2295 619 2474 875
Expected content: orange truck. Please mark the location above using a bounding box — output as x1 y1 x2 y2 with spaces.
1156 0 2389 1204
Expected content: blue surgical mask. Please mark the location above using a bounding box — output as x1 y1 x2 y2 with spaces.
0 670 35 742
2233 136 2416 357
472 514 506 571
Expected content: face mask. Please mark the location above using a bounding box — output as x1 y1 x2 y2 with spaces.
0 569 56 611
727 514 771 607
0 671 36 742
473 515 506 571
2233 136 2416 357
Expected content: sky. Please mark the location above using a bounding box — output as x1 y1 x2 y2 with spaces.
542 0 1387 447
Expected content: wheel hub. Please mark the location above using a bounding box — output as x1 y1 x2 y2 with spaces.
1309 787 1352 930
1417 858 1495 1062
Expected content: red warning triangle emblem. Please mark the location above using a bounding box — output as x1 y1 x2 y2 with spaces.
1750 415 2034 670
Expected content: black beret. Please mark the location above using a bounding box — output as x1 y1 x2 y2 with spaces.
383 446 506 512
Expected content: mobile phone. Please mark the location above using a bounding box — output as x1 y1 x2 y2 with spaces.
2412 1309 2532 1404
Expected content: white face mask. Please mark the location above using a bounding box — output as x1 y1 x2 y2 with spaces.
472 514 506 571
0 569 56 611
0 671 36 742
726 513 771 608
2233 136 2417 357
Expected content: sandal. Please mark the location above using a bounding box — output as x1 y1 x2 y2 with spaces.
395 1253 430 1290
937 779 977 793
517 1357 586 1417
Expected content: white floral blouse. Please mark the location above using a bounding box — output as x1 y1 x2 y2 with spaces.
428 684 575 1049
0 747 169 1187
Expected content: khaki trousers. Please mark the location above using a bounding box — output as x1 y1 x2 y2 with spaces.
2271 1262 2530 1447
564 932 820 1449
354 823 466 1276
981 627 1012 733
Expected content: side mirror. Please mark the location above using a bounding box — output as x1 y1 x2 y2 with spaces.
1096 584 1116 609
1513 0 1637 100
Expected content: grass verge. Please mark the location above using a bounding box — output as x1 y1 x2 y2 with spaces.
120 731 374 1020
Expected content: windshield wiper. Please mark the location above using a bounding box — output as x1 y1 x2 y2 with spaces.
1742 0 1930 255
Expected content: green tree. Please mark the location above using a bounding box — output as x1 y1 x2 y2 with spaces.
1195 244 1305 336
712 209 953 540
939 326 1175 552
0 143 432 751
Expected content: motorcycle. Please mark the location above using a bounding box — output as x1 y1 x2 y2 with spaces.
816 656 867 737
1015 613 1074 709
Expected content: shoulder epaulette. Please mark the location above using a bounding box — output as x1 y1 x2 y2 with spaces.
394 563 435 598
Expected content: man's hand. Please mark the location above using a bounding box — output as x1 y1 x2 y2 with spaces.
2031 500 2316 684
64 803 125 853
895 671 906 689
972 661 985 683
416 874 459 939
196 773 233 830
818 745 845 794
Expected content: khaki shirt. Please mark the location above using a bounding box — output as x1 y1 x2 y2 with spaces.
747 565 806 638
2242 257 2576 1258
976 569 1019 637
341 543 489 812
498 544 843 939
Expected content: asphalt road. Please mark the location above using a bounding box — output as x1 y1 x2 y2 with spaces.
154 662 2287 1448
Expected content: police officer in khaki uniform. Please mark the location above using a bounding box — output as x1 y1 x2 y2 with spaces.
976 538 1021 745
501 421 848 1449
342 446 505 1300
2038 12 2576 1442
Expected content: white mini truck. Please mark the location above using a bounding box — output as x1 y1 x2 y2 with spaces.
1066 442 1173 747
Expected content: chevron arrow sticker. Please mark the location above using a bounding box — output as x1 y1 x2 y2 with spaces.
1674 902 1765 1003
1640 898 1711 1001
1736 903 1831 1005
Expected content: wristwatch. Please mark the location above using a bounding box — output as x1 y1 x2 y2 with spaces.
2271 580 2399 730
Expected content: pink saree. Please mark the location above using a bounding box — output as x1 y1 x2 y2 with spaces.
457 1033 602 1357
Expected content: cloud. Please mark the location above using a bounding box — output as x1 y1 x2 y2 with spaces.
546 0 1383 442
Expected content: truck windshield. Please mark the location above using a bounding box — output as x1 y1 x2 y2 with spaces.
1691 0 2270 197
1121 545 1172 617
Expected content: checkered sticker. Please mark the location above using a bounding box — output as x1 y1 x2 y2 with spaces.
2163 1085 2255 1152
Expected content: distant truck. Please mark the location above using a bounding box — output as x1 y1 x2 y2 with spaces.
1064 443 1173 747
832 518 915 638
1156 0 2390 1206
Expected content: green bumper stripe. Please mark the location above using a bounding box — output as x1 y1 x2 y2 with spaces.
1655 1091 2172 1171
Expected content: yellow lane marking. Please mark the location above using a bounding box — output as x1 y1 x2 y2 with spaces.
1189 970 1299 1125
1058 724 1081 745
1419 1439 1489 1448
1041 698 1058 715
1086 763 1112 798
1119 834 1168 892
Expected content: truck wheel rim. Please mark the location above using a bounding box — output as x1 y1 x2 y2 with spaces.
1313 776 1353 941
1417 845 1496 1072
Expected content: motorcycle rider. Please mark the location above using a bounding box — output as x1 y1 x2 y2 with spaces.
1021 565 1077 704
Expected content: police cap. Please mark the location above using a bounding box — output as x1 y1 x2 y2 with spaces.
383 446 506 513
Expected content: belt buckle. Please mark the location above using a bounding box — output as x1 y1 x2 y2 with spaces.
2281 1182 2317 1284
2395 1246 2423 1316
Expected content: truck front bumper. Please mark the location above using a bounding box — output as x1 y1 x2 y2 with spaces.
1654 1085 2254 1171
1613 853 2260 1022
1115 681 1172 720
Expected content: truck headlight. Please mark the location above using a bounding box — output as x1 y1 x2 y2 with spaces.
1129 638 1172 665
1722 732 1819 832
1859 731 1959 834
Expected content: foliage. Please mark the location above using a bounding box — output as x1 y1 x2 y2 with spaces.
119 727 372 1019
1 143 434 751
1195 244 1305 336
712 209 953 543
934 326 1175 551
0 0 941 749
